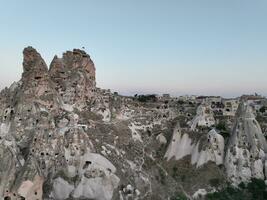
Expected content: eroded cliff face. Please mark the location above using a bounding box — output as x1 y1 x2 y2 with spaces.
225 102 267 185
0 47 118 200
0 47 266 200
165 124 224 168
49 49 96 107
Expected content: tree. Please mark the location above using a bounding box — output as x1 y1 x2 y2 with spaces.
259 106 266 113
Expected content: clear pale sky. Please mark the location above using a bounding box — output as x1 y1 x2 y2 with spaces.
0 0 266 97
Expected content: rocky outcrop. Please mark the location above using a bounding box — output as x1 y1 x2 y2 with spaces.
49 49 96 107
21 47 60 108
164 123 224 167
0 47 119 200
225 102 267 185
191 129 224 167
165 123 196 161
1 47 267 199
189 103 215 131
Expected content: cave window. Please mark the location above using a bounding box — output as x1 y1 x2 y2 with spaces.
86 161 92 165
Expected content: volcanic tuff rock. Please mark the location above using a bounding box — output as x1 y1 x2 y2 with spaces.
188 103 215 131
225 101 267 185
49 49 96 107
165 124 224 167
0 47 266 200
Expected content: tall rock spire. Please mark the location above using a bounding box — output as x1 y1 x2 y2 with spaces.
18 47 61 112
225 101 267 185
49 48 96 107
22 46 48 73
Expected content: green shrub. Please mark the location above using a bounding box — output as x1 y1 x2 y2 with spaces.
216 121 226 131
209 178 220 188
158 168 166 184
171 193 188 200
259 106 266 113
206 179 267 200
136 94 157 102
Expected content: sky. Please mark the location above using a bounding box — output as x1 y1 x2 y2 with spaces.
0 0 267 97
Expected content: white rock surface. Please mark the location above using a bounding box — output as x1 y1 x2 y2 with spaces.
51 152 120 200
193 188 207 199
189 104 215 131
72 175 120 200
192 129 224 167
156 133 167 144
51 177 74 200
165 123 195 161
165 124 224 168
225 102 267 185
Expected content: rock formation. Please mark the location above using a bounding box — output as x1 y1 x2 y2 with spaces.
49 49 96 107
0 47 266 199
189 103 215 131
225 101 267 185
0 47 118 200
165 124 224 168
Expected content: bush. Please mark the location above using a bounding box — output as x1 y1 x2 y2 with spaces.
216 120 230 138
247 178 267 199
259 106 266 113
238 182 245 189
158 168 166 185
136 94 157 102
171 193 188 200
216 121 226 131
206 179 267 200
177 100 185 105
209 178 220 188
172 166 178 178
